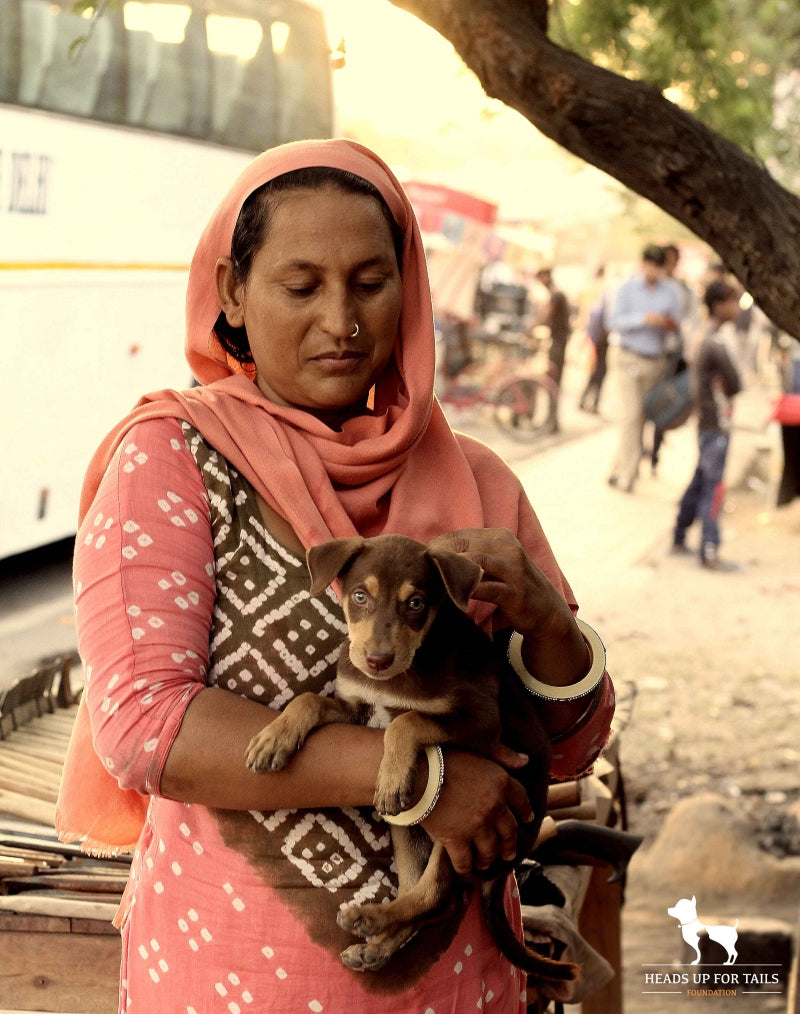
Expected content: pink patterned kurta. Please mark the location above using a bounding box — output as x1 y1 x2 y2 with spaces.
74 416 614 1013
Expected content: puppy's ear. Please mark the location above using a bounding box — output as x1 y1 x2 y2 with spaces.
307 537 365 596
426 548 483 612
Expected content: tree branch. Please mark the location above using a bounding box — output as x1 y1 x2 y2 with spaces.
389 0 800 337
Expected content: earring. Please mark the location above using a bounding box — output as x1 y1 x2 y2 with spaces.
350 323 359 338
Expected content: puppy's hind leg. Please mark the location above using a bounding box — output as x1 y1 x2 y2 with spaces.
338 833 453 969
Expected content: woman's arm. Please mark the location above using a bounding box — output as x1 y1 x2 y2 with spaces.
161 690 532 876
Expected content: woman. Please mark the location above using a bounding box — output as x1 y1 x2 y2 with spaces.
57 139 614 1013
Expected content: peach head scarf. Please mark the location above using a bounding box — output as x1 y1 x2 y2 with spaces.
56 138 570 853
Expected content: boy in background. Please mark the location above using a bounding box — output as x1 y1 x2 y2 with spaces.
672 280 742 570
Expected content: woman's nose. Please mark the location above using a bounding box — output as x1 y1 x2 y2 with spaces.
318 287 355 337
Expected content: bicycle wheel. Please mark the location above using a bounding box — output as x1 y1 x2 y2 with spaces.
493 376 555 439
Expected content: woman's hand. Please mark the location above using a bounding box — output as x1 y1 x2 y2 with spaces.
429 527 593 732
429 527 572 640
421 745 533 876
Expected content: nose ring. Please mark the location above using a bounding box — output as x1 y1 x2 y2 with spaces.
350 323 359 338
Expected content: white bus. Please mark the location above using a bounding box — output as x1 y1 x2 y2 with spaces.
0 0 334 559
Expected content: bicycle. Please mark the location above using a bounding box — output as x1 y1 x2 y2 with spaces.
439 326 559 441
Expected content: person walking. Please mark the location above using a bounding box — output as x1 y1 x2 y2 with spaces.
648 243 694 475
607 244 681 493
536 266 571 433
579 266 611 414
672 280 742 569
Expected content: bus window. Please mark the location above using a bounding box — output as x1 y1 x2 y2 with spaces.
273 2 332 144
213 2 332 151
40 8 113 116
18 0 55 106
207 13 269 147
0 2 21 102
123 1 195 135
212 14 278 151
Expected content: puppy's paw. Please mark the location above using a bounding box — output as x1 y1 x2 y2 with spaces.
340 942 390 971
245 721 303 773
337 902 384 938
341 928 417 971
374 774 416 817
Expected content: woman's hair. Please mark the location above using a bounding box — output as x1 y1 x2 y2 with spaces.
214 167 405 365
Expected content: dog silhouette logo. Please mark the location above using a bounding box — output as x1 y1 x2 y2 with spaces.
667 896 739 965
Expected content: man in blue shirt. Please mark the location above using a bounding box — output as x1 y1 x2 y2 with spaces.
607 244 682 492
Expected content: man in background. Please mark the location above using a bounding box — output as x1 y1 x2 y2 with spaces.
672 280 742 570
607 244 682 493
536 266 571 434
648 242 695 475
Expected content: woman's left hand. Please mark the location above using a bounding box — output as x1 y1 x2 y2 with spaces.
429 527 573 640
430 528 595 731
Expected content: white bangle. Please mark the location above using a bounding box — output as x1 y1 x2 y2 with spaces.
507 618 606 701
382 745 444 826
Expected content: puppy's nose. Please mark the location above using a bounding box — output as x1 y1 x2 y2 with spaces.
366 652 394 672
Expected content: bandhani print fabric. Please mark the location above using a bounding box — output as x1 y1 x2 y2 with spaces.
75 417 528 1013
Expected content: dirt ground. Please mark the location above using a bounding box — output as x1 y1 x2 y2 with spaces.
449 352 799 1013
611 483 800 849
605 485 800 1014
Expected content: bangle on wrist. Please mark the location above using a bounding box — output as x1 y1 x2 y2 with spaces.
507 618 606 701
382 745 444 826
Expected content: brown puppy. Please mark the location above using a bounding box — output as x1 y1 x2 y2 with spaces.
246 534 578 986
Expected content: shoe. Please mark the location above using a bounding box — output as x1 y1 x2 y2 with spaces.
670 542 692 556
701 557 742 572
700 545 741 572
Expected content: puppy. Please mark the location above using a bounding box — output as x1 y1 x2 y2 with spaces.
246 533 578 986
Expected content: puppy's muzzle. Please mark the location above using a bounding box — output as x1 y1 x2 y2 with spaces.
366 652 395 674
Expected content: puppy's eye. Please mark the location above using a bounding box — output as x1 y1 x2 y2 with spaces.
407 596 426 612
351 589 369 606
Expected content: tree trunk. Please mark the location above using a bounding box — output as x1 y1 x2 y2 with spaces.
390 0 800 339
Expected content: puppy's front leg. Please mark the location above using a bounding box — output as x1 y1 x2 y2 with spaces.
375 712 449 816
246 693 353 772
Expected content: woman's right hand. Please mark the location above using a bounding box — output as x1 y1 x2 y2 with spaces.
421 746 534 877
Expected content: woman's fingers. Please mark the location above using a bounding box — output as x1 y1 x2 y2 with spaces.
472 828 502 870
505 772 536 825
422 752 536 875
443 837 477 878
431 527 567 633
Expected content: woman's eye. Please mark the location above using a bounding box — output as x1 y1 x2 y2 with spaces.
351 589 368 606
286 285 317 297
355 278 386 295
407 596 426 612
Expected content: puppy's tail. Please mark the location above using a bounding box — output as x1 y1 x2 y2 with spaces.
480 879 580 987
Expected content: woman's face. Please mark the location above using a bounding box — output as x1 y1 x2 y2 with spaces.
216 186 402 427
